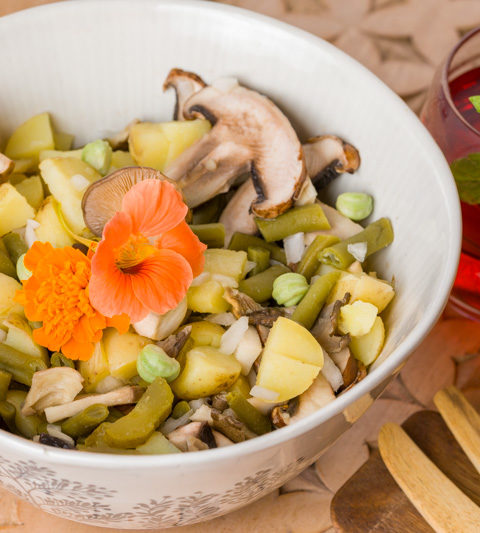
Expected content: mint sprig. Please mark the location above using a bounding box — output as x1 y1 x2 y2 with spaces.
468 95 480 113
450 152 480 204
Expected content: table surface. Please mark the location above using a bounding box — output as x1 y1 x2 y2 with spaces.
2 1 479 532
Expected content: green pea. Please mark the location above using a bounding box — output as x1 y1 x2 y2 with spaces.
272 273 309 307
137 344 180 384
335 192 373 221
16 253 32 282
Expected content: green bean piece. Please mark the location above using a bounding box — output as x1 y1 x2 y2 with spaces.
6 390 46 438
292 270 341 329
0 344 48 386
172 400 191 419
0 370 12 401
238 265 290 303
84 422 113 447
192 195 222 224
247 246 270 276
105 377 173 448
226 392 271 435
228 374 251 398
297 235 340 281
336 192 373 221
189 223 225 248
255 205 330 242
228 232 287 264
0 250 17 278
272 273 309 307
137 345 180 384
0 400 16 432
61 404 109 439
105 408 125 423
3 232 28 265
50 352 75 369
319 218 394 270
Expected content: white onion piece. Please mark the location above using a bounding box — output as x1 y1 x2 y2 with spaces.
321 352 344 392
347 242 368 262
70 173 90 191
46 424 75 448
211 274 238 288
234 326 263 375
190 272 211 287
189 405 213 424
205 312 236 326
25 219 40 248
161 410 193 434
220 316 249 355
212 77 239 92
133 298 187 340
295 178 317 206
188 398 207 411
250 385 279 402
284 232 305 264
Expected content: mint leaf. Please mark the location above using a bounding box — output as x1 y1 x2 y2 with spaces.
450 152 480 204
469 95 480 113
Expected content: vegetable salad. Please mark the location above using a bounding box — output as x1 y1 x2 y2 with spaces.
0 69 394 453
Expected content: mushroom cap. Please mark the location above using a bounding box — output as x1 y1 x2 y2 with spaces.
81 166 175 236
163 68 207 121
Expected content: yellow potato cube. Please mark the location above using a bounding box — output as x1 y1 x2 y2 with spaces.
110 150 135 171
338 301 378 337
350 316 385 366
78 341 110 393
0 273 23 319
3 313 48 364
14 175 44 210
187 280 230 314
39 149 82 162
187 321 225 348
0 183 35 236
162 120 211 168
351 274 394 313
103 328 149 381
35 197 75 248
326 272 359 304
203 249 248 282
5 112 55 161
53 131 74 151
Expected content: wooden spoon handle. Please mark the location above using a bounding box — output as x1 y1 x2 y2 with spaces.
378 423 480 533
434 386 480 474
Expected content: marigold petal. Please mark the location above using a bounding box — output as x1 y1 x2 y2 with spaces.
106 313 130 334
23 241 55 272
33 326 68 353
61 337 95 361
130 248 193 316
121 179 188 237
156 221 206 277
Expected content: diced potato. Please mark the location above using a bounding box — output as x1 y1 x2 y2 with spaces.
187 321 225 348
129 119 211 171
350 316 385 366
103 328 149 380
256 351 321 403
338 301 378 336
203 249 248 282
39 149 82 162
326 272 358 304
5 112 55 161
110 150 135 171
0 273 23 319
78 341 110 393
187 280 230 314
35 196 75 248
13 159 37 175
3 313 48 364
0 183 35 236
265 317 324 367
171 346 241 400
8 173 28 185
39 157 100 234
53 131 74 151
14 175 44 210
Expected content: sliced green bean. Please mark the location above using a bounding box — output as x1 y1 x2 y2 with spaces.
190 223 225 248
0 250 17 278
247 246 270 276
0 370 12 401
228 232 286 264
226 392 271 435
297 235 340 281
172 400 191 419
50 352 75 369
255 204 330 242
105 408 125 423
192 195 223 224
292 270 341 329
319 218 394 270
0 400 16 432
105 377 173 448
6 390 46 438
238 264 290 303
84 422 113 447
61 404 109 439
0 344 47 386
2 232 28 265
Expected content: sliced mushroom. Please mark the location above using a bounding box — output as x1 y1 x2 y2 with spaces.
44 386 143 423
212 429 234 447
157 324 192 358
22 368 84 416
164 78 306 217
289 374 335 423
341 361 367 393
330 347 358 389
106 118 140 150
247 308 285 328
224 288 262 318
0 153 14 183
163 68 207 121
211 392 229 412
303 135 360 190
167 421 216 451
219 179 258 243
210 409 246 443
311 294 351 354
82 166 175 236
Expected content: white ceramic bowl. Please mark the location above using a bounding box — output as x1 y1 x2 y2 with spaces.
0 0 460 529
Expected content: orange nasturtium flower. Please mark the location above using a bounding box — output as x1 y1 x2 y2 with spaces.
89 179 206 322
15 242 129 361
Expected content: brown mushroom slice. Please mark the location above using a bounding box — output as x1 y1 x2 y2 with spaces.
0 153 14 183
330 347 358 390
219 179 258 242
311 294 351 354
164 84 306 218
166 421 217 451
224 287 263 318
82 166 174 236
289 374 335 424
106 118 140 150
157 325 192 358
163 68 207 121
303 135 360 190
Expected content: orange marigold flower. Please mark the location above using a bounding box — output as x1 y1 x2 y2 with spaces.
89 179 206 322
15 242 129 361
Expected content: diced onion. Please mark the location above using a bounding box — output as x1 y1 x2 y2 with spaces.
347 242 367 262
190 405 213 424
190 272 211 287
25 219 40 248
188 398 207 411
250 385 279 402
284 232 305 264
160 411 193 434
220 316 249 355
70 173 90 191
234 326 263 375
321 352 344 392
211 274 238 288
205 312 236 326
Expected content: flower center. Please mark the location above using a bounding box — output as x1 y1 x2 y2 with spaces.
115 234 157 273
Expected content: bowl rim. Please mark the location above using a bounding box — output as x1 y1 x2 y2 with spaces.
0 0 462 468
